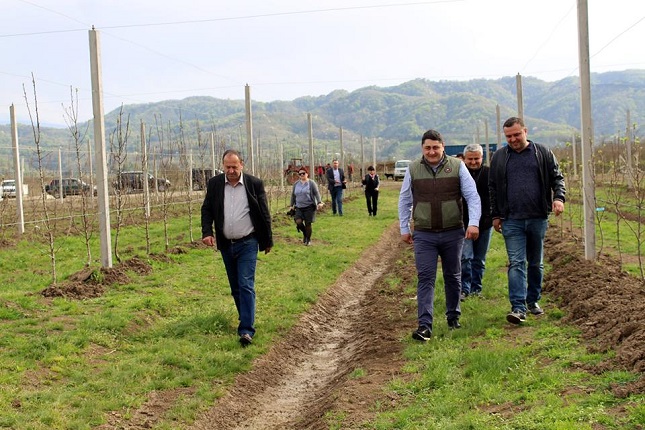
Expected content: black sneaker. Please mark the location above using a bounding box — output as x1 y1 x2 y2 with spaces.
447 318 461 329
528 303 544 316
506 309 527 324
239 333 253 347
412 325 432 341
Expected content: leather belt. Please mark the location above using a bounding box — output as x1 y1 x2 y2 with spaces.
227 232 255 244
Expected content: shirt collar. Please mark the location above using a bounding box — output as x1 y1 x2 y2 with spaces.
225 173 244 186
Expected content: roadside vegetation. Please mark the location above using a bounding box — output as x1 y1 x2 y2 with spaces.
0 184 643 429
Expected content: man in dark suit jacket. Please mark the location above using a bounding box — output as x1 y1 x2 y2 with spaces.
326 159 346 216
201 149 273 347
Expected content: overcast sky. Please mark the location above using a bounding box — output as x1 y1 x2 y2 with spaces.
1 0 644 127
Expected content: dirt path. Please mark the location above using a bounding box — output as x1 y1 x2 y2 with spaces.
188 222 415 430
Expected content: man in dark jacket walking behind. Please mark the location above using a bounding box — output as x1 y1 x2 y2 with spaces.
460 143 492 300
489 117 565 325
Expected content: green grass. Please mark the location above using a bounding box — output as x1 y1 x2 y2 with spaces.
0 183 643 429
0 184 399 428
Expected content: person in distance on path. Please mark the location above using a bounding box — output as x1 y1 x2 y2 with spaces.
326 159 347 216
362 165 380 216
290 167 324 246
399 129 481 341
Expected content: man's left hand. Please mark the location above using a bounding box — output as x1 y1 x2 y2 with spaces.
553 200 564 216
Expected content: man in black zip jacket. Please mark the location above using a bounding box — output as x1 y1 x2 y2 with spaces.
489 117 565 325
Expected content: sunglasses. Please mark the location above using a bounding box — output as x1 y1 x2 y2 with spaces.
298 172 306 176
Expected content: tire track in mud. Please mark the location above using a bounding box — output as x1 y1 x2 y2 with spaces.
189 222 408 430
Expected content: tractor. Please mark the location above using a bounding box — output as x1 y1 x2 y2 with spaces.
284 158 307 184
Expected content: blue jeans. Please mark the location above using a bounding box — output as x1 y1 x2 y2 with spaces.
220 236 259 337
502 218 548 313
413 228 464 327
330 186 344 215
461 227 492 295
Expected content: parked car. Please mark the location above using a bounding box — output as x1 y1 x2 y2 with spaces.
393 159 411 181
1 179 16 198
45 178 96 198
113 171 171 193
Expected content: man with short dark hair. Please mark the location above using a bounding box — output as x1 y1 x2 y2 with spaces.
489 117 566 324
399 129 481 341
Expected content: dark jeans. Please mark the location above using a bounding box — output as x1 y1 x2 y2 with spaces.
330 186 344 215
502 218 548 313
365 190 379 215
413 228 464 327
461 227 492 295
220 236 259 337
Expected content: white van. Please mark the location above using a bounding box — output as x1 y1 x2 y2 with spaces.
393 160 411 181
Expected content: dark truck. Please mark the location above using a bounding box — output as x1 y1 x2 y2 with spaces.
113 171 171 193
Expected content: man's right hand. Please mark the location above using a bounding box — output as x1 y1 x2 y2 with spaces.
493 219 503 233
401 233 413 244
202 236 215 246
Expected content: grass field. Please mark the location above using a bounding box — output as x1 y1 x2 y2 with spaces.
0 182 643 429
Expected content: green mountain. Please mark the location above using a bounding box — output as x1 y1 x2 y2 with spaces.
2 70 644 172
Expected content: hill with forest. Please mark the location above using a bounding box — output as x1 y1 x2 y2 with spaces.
1 69 644 170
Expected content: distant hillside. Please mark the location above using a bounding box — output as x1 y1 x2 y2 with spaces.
1 70 644 172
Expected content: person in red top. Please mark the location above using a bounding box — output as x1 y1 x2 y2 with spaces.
316 165 324 183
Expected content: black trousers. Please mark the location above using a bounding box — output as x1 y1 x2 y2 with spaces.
365 190 379 215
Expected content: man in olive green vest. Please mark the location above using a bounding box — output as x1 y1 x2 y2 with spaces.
398 129 481 341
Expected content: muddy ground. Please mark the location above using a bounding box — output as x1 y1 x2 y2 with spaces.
49 222 644 429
